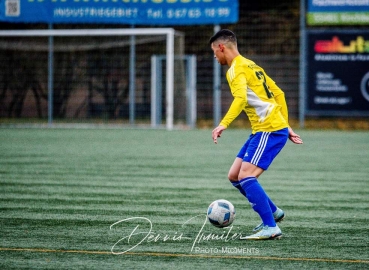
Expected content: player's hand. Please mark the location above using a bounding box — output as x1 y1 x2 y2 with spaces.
212 125 226 144
288 127 303 144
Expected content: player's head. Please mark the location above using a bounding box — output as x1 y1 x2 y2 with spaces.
209 29 238 65
209 29 237 47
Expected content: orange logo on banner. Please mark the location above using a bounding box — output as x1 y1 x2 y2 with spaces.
314 36 369 53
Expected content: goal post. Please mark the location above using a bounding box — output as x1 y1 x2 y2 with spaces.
151 54 197 129
0 28 184 130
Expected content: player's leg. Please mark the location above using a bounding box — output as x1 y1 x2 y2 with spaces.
238 161 279 217
229 134 278 211
228 157 242 181
238 163 276 228
229 157 284 237
238 129 288 239
228 135 250 196
228 157 246 195
229 133 266 194
252 207 285 232
229 142 279 228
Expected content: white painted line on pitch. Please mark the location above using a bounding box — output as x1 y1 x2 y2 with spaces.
1 247 368 265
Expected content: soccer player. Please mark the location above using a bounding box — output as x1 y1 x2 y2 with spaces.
209 29 303 240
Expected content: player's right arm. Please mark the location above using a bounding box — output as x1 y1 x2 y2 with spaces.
212 125 226 144
219 64 247 128
219 92 246 128
213 92 245 144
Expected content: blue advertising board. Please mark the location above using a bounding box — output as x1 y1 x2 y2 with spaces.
307 0 369 25
0 0 238 25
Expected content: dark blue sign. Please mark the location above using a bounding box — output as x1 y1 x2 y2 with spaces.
306 30 369 116
0 0 238 25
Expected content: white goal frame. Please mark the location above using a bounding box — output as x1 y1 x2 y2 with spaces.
151 54 197 129
0 28 184 130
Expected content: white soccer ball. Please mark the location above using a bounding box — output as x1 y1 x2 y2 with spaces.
207 199 235 228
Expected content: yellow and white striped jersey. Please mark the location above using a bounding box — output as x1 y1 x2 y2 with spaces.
220 55 289 133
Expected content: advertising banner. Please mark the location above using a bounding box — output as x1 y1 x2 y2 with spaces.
307 0 369 25
306 31 369 116
0 0 238 25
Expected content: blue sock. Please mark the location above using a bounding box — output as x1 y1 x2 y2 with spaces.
267 196 277 213
231 180 277 212
231 181 246 197
239 177 276 227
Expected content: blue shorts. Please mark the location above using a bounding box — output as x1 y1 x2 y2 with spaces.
236 128 288 170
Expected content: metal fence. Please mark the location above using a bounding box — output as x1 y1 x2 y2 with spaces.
0 4 301 127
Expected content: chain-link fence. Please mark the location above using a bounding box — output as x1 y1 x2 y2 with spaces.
0 1 301 126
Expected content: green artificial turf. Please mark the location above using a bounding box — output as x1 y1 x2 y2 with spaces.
1 128 368 269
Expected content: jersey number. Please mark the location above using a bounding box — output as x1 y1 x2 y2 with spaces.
255 71 273 98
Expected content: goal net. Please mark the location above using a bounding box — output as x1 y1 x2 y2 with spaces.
0 28 186 129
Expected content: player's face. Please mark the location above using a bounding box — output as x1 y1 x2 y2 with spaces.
211 42 226 65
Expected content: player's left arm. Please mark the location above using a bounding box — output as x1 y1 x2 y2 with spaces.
288 128 303 144
273 90 303 144
267 81 289 126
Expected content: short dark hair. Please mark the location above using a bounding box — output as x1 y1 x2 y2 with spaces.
209 29 237 45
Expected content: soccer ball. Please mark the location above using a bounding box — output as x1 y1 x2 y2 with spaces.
207 199 235 228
